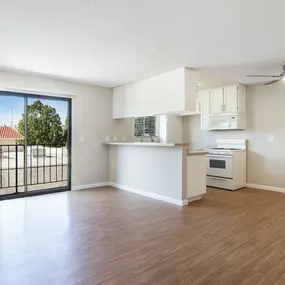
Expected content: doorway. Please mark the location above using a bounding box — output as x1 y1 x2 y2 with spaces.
0 91 71 200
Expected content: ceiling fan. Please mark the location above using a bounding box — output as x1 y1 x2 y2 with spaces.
247 64 285 85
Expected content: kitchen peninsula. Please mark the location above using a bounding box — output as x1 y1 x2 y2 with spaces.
105 142 207 206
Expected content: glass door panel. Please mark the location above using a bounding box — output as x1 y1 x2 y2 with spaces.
0 95 25 197
26 97 70 193
0 92 71 200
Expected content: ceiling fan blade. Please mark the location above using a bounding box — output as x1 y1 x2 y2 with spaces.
247 75 280 78
264 80 279 85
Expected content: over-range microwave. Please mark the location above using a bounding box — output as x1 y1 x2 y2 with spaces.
209 113 245 130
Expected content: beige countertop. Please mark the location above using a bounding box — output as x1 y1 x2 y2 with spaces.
187 150 208 156
104 142 208 155
104 142 190 147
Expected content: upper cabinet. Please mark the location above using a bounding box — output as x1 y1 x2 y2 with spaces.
113 68 198 119
210 88 224 114
197 89 210 130
198 84 246 130
209 84 246 115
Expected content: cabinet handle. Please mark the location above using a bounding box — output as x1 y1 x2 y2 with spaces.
221 105 223 111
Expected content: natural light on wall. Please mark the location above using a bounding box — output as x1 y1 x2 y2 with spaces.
159 115 167 143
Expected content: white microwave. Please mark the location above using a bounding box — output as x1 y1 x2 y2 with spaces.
209 113 245 130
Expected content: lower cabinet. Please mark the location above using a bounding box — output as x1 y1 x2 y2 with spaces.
187 154 207 199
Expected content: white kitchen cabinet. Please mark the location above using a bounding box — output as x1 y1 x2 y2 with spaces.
236 84 246 113
187 154 207 200
209 84 246 115
224 85 238 113
197 89 210 130
210 87 224 114
198 84 246 130
113 67 197 119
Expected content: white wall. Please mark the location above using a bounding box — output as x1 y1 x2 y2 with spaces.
183 83 285 189
109 145 183 201
0 71 113 188
0 139 17 145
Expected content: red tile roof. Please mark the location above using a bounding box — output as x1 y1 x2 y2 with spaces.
0 126 24 139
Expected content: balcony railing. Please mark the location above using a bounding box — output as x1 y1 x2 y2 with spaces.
0 145 68 194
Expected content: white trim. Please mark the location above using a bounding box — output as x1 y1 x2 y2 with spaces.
246 183 285 194
182 199 190 206
187 195 202 203
109 182 186 206
0 86 76 98
72 182 109 191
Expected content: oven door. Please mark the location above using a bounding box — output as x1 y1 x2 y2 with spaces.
206 155 233 179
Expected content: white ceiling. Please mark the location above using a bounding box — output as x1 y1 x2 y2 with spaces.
1 0 285 87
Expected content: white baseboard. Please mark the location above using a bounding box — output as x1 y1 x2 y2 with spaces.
187 195 202 203
72 182 109 191
246 183 285 194
109 182 187 206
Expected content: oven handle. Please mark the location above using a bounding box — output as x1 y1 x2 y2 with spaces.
206 155 233 158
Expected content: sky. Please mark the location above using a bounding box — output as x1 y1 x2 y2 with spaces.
0 95 68 126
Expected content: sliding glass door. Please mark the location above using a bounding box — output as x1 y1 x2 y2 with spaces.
0 92 71 200
0 95 25 197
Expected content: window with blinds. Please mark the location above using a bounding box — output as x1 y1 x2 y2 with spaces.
134 116 157 137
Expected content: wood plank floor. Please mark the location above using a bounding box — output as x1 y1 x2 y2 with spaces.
1 187 285 285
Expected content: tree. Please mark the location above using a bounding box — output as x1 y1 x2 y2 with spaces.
62 116 68 144
18 100 66 147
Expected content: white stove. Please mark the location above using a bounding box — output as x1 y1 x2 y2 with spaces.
206 139 247 190
206 147 244 155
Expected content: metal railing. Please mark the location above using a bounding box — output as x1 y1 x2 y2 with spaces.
0 145 68 193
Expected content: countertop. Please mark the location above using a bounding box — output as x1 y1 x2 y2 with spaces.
187 150 208 156
103 142 208 155
103 142 190 147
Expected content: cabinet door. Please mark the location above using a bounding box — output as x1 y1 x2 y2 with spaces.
237 84 246 112
199 90 210 130
224 85 238 113
210 87 224 114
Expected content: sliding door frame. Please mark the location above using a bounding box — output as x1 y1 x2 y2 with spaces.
0 90 72 201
